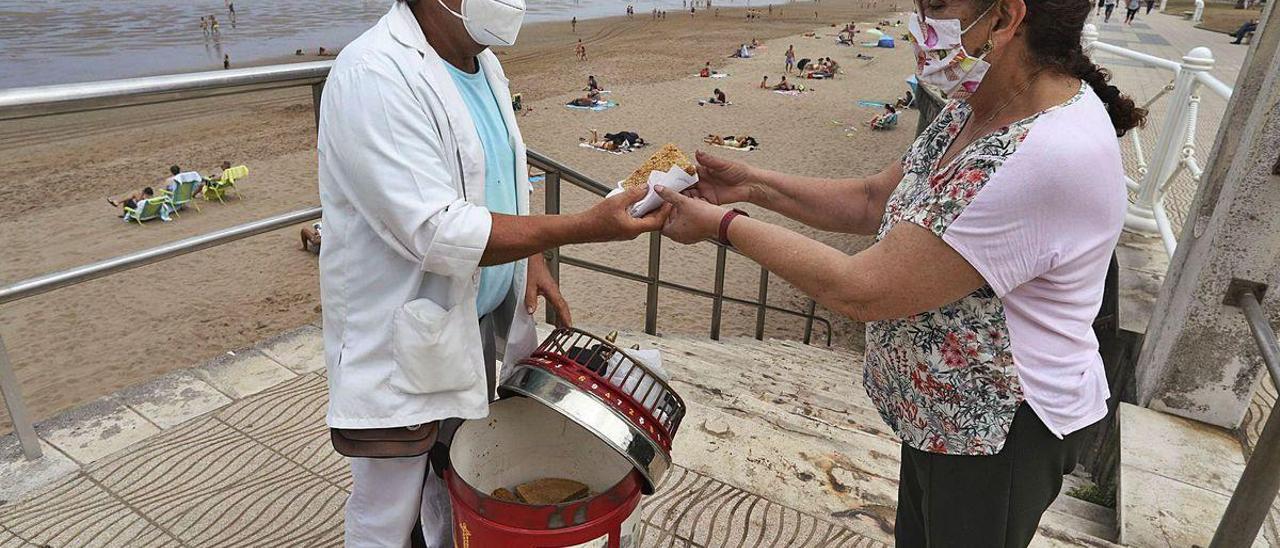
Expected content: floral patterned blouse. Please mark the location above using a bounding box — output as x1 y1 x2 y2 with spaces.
863 86 1088 456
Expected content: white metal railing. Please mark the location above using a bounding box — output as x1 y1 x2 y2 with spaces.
1081 24 1233 258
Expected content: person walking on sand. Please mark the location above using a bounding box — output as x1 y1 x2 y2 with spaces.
1103 0 1116 22
318 1 668 545
576 39 587 61
784 45 796 74
1144 0 1155 13
200 16 209 37
223 54 230 69
571 16 577 32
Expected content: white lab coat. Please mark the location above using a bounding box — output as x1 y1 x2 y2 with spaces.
317 1 538 430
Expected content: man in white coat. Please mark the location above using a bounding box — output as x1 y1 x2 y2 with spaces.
316 0 669 546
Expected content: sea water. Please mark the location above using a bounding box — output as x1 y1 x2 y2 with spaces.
0 0 741 88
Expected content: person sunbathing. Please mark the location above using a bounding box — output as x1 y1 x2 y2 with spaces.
751 38 762 48
868 104 899 129
759 75 769 89
772 76 795 91
586 75 602 92
704 135 758 149
699 62 712 78
895 89 915 109
705 88 728 104
567 90 602 107
730 44 751 58
582 129 644 151
107 187 156 213
301 221 322 253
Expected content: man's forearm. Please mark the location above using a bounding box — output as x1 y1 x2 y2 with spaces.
479 212 595 266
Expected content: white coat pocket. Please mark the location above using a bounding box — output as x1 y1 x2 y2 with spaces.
389 298 479 394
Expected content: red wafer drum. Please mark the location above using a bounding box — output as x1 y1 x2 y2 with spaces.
445 328 687 547
446 397 643 547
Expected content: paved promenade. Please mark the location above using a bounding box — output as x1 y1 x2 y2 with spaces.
1088 10 1247 234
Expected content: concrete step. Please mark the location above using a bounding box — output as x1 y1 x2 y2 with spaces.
540 325 1125 546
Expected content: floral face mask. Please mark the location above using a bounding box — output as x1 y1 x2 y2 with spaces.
907 3 997 98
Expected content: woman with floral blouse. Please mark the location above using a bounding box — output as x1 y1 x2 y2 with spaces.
656 0 1145 544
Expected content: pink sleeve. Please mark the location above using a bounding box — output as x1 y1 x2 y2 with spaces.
940 149 1059 298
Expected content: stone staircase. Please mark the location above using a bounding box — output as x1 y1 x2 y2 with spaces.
616 330 1122 547
0 325 1121 546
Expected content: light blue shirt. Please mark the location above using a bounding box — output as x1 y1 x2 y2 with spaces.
445 61 518 317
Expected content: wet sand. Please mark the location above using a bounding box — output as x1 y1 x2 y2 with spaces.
0 0 917 433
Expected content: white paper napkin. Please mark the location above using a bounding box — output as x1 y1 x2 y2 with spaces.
606 166 699 218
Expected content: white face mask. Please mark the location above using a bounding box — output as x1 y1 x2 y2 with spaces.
436 0 526 47
907 3 996 98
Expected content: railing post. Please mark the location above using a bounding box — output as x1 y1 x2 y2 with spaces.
1125 46 1214 236
1210 291 1280 548
0 334 42 460
710 246 727 341
803 300 816 345
645 232 661 335
543 171 562 326
1081 23 1099 54
310 81 324 129
755 267 769 340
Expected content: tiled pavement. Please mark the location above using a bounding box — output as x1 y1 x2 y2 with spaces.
0 326 1121 547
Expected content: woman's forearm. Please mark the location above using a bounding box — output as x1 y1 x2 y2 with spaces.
748 167 888 235
724 214 874 320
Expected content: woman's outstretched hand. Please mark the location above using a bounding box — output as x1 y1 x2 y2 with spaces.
691 150 758 206
654 185 729 244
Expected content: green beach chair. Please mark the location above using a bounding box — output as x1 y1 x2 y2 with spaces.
122 196 173 226
163 175 202 215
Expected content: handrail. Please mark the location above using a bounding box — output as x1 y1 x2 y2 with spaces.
1210 286 1280 547
0 208 323 306
525 151 832 346
1194 71 1234 101
1088 41 1182 73
0 62 834 461
0 62 333 121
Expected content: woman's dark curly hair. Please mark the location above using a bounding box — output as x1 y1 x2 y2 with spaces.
987 0 1146 136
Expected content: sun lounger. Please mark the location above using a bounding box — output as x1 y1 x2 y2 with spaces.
163 178 202 215
123 196 173 225
204 165 248 203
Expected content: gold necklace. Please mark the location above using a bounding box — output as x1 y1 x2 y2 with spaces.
966 69 1046 139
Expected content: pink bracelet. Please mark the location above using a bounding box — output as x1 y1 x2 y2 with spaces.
718 208 749 248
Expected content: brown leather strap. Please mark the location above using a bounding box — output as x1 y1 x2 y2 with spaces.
330 423 439 458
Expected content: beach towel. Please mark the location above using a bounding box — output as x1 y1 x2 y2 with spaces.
579 142 626 155
697 100 734 106
772 89 804 97
858 100 888 108
529 174 546 184
565 100 619 112
712 143 755 152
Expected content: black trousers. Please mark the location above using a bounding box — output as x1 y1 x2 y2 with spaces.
894 404 1092 548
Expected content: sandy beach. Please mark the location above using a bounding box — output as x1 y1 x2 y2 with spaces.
0 0 918 433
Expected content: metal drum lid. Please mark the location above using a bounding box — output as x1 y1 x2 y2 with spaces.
498 328 687 494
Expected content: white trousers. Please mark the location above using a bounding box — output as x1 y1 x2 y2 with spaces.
343 316 498 547
345 455 452 548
